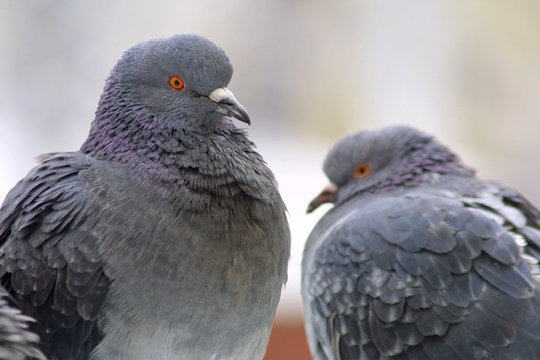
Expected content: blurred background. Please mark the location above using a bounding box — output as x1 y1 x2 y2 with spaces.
0 1 539 358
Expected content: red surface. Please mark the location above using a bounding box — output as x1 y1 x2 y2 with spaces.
264 321 312 360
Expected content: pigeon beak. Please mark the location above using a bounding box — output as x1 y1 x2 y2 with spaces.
307 182 338 213
209 87 251 125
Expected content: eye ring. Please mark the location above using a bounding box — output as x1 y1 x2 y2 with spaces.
169 76 185 90
353 163 371 179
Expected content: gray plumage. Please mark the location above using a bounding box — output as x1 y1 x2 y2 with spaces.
0 34 290 360
302 125 540 359
0 286 46 360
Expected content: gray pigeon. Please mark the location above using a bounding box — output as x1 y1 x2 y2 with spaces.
0 34 290 360
0 286 46 360
302 125 540 359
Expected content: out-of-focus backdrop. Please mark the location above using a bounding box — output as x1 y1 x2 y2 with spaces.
1 1 539 358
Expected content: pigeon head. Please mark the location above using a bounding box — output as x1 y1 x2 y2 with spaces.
112 34 249 124
307 125 474 212
81 34 249 161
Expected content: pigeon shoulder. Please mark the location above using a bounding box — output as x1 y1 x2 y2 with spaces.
0 151 96 241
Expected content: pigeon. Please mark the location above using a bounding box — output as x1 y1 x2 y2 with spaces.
0 34 290 360
0 285 46 360
302 125 540 360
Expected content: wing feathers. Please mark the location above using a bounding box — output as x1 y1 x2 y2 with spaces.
0 153 108 359
303 182 540 359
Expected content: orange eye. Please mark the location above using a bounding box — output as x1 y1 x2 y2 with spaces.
353 163 371 179
169 76 184 90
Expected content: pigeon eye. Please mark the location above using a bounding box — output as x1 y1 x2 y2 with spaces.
169 76 185 90
353 163 371 179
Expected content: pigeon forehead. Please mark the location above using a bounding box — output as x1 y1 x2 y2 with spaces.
117 34 233 95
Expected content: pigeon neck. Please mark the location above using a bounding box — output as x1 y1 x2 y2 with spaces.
395 141 474 182
81 96 266 200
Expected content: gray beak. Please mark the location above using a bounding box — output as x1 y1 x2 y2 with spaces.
209 87 251 125
307 183 338 213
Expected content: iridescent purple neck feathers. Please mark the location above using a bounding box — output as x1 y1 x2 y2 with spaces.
373 139 474 192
